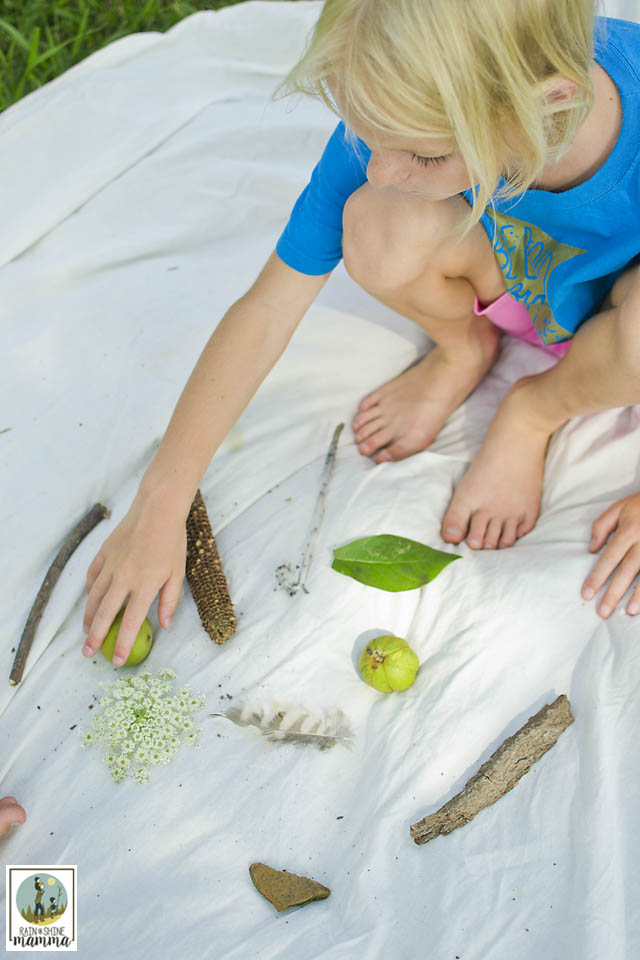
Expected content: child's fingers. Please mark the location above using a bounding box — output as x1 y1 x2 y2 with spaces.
85 550 107 593
593 544 640 618
82 568 112 635
582 533 631 600
82 584 128 657
625 580 640 615
103 592 157 666
158 571 183 630
0 799 26 837
589 501 624 551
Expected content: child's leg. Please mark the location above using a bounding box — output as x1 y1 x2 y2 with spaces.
342 184 505 462
442 264 640 550
600 263 640 311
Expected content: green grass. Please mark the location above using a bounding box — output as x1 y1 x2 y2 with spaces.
0 0 300 113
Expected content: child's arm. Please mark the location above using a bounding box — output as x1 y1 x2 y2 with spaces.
82 251 331 665
581 493 640 617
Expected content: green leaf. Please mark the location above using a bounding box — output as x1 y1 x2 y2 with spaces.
0 18 30 54
332 534 461 592
24 26 41 75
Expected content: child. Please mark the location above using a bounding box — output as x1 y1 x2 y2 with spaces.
82 0 640 667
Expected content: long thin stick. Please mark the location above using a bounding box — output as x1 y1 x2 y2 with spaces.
410 694 574 845
276 423 344 595
9 503 110 686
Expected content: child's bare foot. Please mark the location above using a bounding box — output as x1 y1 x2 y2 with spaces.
352 332 499 463
441 378 554 549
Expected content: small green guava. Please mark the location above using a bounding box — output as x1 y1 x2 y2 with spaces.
358 635 420 693
100 609 154 667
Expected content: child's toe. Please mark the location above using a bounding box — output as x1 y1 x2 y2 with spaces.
466 511 490 550
482 517 502 549
441 511 469 544
498 518 518 548
356 391 381 414
355 417 385 445
374 439 414 462
353 406 381 432
359 425 393 457
516 513 537 539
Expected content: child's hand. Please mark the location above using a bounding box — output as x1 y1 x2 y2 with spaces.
0 796 26 836
581 493 640 617
82 489 187 665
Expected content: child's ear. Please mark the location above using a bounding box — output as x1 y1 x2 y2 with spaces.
546 75 580 106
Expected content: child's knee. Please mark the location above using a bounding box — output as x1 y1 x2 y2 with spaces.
342 184 456 296
342 185 393 292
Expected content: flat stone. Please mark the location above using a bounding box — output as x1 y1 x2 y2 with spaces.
249 862 331 912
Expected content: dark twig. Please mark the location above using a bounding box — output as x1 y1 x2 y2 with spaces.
10 503 110 685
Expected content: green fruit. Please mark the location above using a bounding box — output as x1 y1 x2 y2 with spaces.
358 635 419 693
100 609 153 666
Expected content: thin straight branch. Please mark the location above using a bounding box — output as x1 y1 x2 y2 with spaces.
277 422 344 595
9 503 110 686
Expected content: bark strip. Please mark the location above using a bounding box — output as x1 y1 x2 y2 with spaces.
410 694 574 845
10 503 110 686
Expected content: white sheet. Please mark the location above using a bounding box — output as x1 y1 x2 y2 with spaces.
2 1 640 957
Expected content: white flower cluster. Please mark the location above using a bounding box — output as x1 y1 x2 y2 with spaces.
78 668 206 784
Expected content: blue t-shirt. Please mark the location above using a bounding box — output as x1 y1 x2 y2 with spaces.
275 16 640 347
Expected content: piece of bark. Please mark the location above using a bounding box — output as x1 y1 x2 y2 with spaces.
249 862 330 912
10 503 110 686
410 694 574 846
185 489 236 643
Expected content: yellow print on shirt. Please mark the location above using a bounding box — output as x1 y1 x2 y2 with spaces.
487 208 585 344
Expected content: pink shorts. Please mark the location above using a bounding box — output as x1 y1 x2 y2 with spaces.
473 292 571 358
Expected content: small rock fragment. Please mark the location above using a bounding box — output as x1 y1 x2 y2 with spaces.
249 862 330 912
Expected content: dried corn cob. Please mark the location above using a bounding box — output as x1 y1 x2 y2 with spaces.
185 489 236 643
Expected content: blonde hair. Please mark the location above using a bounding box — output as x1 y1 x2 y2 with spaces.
279 0 597 232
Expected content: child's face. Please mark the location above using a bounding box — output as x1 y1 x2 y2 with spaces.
365 137 472 199
341 109 473 199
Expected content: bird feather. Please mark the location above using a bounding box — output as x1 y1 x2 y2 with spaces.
210 702 354 750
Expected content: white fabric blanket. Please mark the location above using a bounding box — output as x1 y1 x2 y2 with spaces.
2 1 640 957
